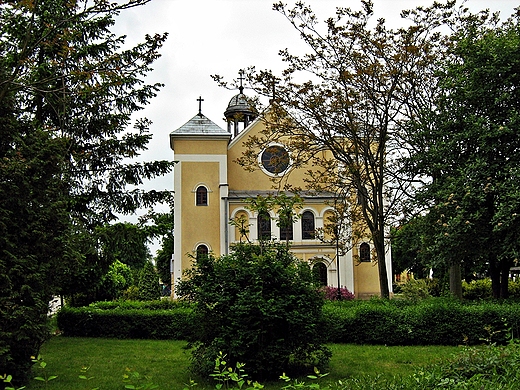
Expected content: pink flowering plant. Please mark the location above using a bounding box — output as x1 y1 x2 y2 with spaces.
320 286 355 301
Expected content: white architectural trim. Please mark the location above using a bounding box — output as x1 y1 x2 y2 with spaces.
257 142 292 177
343 251 354 292
192 183 211 206
220 184 229 255
173 156 183 296
192 241 212 253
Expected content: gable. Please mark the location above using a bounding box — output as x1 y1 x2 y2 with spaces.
227 113 328 192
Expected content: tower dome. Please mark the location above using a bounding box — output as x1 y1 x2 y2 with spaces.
224 85 257 137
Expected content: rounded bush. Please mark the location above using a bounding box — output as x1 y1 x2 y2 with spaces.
177 242 331 380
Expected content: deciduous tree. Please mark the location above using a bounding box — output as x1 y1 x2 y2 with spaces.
404 7 520 299
216 1 454 297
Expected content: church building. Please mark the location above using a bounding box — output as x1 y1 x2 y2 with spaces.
169 87 391 298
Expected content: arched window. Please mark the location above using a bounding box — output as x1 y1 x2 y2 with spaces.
196 244 209 260
257 211 271 240
233 212 250 242
196 186 208 206
312 262 328 286
301 211 315 239
279 213 293 241
359 242 371 262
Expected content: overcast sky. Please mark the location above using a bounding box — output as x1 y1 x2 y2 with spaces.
112 0 517 251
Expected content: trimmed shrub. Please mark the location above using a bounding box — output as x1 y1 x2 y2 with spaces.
462 279 493 300
137 261 161 301
509 280 520 299
322 299 520 346
399 279 431 301
57 304 195 340
87 299 182 311
57 298 520 350
177 242 331 380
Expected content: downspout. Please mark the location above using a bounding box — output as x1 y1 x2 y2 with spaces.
224 196 229 255
220 183 229 255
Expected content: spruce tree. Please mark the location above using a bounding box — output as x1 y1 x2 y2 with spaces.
0 0 172 382
138 261 161 301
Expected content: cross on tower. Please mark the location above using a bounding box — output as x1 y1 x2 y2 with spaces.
271 79 280 103
197 96 204 116
238 71 245 94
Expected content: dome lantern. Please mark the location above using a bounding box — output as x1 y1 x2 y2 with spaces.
224 72 257 137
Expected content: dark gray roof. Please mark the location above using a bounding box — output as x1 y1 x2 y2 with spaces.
170 113 229 136
224 93 257 118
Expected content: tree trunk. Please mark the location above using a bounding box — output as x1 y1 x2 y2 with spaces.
489 255 501 299
500 260 510 299
374 230 390 298
449 262 462 300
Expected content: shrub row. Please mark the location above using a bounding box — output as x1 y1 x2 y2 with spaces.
57 304 196 339
85 299 184 311
462 279 520 300
57 298 520 346
322 299 520 345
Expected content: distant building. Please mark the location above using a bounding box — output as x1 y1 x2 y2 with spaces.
169 89 391 298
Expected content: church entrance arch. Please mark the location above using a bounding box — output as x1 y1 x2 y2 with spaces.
312 262 328 286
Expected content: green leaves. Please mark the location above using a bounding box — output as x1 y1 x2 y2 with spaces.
32 356 58 385
404 8 520 297
178 242 331 380
123 368 159 390
1 0 172 383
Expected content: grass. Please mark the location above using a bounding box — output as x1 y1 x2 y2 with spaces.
25 337 461 390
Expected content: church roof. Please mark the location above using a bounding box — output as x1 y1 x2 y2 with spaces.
224 91 257 118
170 113 229 136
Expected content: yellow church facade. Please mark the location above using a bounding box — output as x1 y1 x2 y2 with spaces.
170 91 391 298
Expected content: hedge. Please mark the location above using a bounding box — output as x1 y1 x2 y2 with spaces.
57 302 196 340
321 299 520 345
57 298 520 346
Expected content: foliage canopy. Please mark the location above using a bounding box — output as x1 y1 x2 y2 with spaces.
215 1 461 298
0 0 172 382
403 6 520 298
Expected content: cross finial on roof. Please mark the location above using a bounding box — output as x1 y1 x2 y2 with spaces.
271 79 279 103
197 96 204 116
238 70 245 94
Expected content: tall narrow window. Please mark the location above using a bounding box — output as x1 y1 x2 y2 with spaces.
359 242 371 262
196 186 208 206
257 211 271 240
301 211 315 239
279 216 293 241
196 244 209 260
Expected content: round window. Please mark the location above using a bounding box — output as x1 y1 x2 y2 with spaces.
260 145 290 174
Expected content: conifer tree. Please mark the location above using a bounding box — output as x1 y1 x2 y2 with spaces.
0 0 172 382
138 261 161 301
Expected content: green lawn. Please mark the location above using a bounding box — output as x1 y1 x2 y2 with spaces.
25 337 461 390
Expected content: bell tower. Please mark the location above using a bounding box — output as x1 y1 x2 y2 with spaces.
224 72 257 137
